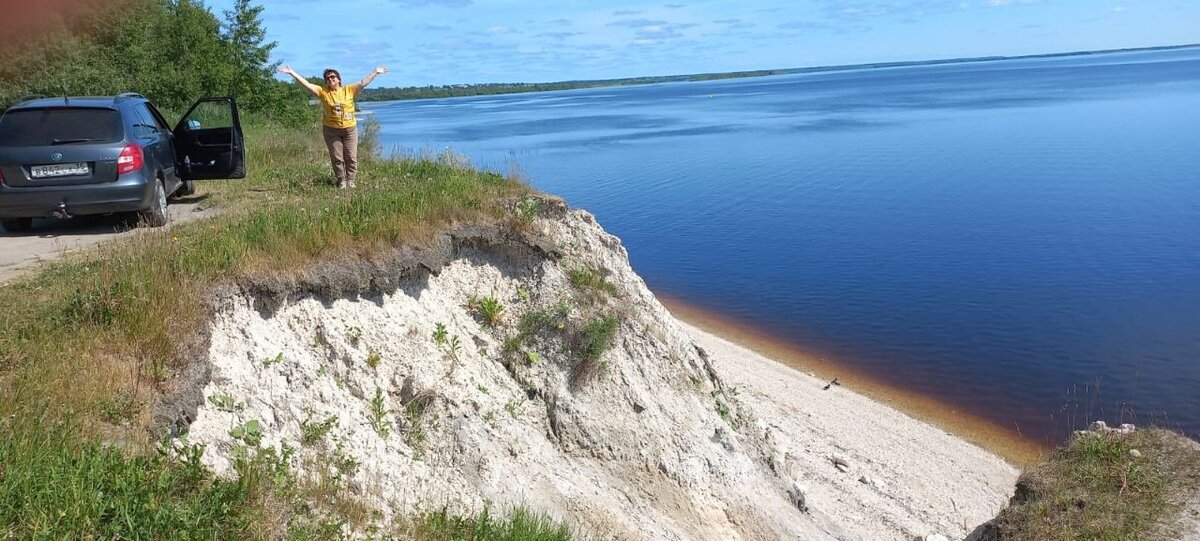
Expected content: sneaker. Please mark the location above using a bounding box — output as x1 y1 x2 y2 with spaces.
337 180 347 189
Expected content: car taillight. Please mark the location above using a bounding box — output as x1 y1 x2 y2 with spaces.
0 169 5 185
117 143 144 175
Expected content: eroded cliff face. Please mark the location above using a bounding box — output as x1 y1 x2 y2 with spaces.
166 196 1014 540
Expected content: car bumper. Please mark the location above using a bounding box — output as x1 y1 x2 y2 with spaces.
0 175 153 219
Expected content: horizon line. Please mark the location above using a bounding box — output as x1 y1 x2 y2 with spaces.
361 42 1200 89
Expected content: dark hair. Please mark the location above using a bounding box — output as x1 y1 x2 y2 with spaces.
322 69 341 80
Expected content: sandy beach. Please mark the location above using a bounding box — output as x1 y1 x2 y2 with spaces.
675 316 1024 538
660 295 1047 467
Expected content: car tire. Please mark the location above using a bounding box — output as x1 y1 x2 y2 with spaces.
174 180 196 198
139 179 169 227
1 218 33 233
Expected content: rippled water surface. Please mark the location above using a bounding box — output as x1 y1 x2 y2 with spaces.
365 48 1200 444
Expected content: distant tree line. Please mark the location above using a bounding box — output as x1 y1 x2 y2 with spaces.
358 70 798 102
0 0 312 123
358 43 1199 103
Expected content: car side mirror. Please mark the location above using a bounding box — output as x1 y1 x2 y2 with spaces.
187 119 202 130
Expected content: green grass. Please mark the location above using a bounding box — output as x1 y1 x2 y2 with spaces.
405 399 428 459
566 267 618 300
504 305 569 354
0 411 373 539
415 507 577 541
569 316 620 389
499 305 617 390
573 316 619 364
0 414 269 539
989 427 1200 541
516 306 569 338
96 391 142 424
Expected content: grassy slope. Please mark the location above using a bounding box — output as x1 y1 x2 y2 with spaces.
0 119 575 539
987 427 1200 541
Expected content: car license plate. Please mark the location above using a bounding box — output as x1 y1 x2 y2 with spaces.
31 163 89 179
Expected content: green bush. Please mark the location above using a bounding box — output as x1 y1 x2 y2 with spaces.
569 316 620 389
574 316 619 363
471 296 506 327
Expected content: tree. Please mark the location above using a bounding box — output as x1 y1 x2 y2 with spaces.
0 0 309 123
158 0 234 110
222 0 279 112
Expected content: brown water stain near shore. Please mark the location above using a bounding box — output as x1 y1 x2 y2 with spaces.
657 292 1048 466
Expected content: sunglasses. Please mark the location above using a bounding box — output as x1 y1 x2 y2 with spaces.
325 74 339 80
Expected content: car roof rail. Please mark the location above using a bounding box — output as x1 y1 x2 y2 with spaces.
114 92 146 103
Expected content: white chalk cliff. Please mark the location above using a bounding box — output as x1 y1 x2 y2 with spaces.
174 197 1017 540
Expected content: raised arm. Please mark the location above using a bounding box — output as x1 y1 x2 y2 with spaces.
278 65 322 96
358 66 388 89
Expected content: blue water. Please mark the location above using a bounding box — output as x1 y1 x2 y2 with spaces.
364 48 1200 445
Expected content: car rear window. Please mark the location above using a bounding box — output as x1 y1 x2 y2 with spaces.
0 107 123 147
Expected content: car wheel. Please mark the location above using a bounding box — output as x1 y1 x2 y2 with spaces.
174 180 195 198
1 218 33 233
139 179 169 227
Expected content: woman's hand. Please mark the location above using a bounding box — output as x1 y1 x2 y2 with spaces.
359 66 389 88
278 65 320 95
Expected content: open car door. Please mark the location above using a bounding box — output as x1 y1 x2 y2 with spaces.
172 97 245 180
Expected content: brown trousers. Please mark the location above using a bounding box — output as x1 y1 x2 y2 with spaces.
322 125 358 187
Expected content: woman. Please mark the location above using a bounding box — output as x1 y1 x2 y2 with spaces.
279 65 388 188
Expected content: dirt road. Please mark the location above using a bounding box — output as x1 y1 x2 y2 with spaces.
0 196 215 284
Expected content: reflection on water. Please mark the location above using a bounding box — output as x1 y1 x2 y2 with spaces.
365 48 1200 445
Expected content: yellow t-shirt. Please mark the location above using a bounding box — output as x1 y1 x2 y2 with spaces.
317 84 360 129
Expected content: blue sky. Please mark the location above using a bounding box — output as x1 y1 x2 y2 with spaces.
204 0 1198 86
